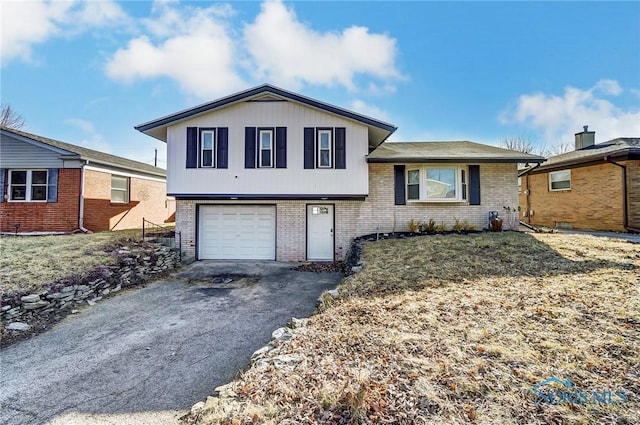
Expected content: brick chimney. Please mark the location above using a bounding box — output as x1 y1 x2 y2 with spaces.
575 125 595 150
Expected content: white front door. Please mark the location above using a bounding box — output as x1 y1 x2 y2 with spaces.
307 204 334 261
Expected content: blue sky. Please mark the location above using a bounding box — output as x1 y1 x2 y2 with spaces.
2 0 639 168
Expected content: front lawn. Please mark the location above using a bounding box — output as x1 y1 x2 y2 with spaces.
190 232 639 424
0 230 141 296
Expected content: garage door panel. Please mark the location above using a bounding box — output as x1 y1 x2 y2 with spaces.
199 206 276 260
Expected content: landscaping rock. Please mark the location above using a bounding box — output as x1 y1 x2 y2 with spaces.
6 322 31 331
23 300 50 310
272 327 292 342
21 294 42 303
289 317 308 329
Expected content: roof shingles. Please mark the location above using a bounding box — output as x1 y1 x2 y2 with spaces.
368 141 544 163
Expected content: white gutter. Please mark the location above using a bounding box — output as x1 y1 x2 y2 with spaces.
78 161 90 233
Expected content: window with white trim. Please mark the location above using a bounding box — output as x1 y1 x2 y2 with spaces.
406 166 467 202
549 170 571 191
259 129 273 168
201 130 215 167
407 169 420 200
317 129 332 168
9 170 47 201
110 175 129 203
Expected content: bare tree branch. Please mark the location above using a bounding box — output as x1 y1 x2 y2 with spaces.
1 104 25 130
543 141 573 157
499 136 536 154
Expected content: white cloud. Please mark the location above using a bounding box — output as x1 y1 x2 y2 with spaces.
500 79 640 144
350 100 390 122
1 0 129 66
65 118 113 154
243 0 402 90
105 1 245 99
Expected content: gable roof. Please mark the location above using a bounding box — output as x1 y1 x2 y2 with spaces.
0 126 166 178
135 84 397 148
367 141 545 163
528 138 640 173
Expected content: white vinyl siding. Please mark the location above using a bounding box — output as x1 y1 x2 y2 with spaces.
549 170 571 191
199 205 276 260
110 175 130 203
8 170 47 202
165 101 369 196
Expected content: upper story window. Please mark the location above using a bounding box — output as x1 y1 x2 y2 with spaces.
303 127 345 170
111 175 130 203
317 129 332 168
259 129 273 168
201 130 215 167
9 170 47 202
549 170 571 191
407 166 467 202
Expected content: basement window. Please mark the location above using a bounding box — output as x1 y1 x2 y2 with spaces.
549 170 571 191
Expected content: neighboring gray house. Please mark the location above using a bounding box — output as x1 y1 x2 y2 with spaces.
136 84 543 261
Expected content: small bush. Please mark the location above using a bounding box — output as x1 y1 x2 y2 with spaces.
424 218 437 233
452 218 464 233
408 219 420 233
435 221 448 232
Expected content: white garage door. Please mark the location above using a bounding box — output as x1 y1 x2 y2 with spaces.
199 205 276 260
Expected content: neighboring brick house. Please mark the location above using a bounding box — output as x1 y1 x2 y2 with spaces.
519 127 640 232
0 127 175 233
136 84 543 261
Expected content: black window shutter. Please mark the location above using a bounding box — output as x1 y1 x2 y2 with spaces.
335 127 346 169
303 127 315 169
275 127 287 168
244 127 256 168
394 165 406 205
216 127 228 169
469 165 481 205
186 127 198 168
0 168 5 202
47 169 58 202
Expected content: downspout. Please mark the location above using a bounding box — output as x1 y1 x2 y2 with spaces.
605 157 640 233
78 160 90 233
518 163 542 225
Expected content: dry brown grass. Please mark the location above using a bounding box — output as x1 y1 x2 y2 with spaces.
0 230 141 296
190 232 639 425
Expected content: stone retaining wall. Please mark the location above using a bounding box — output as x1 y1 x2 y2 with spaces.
1 243 181 331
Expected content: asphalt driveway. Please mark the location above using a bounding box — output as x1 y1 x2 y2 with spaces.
0 261 342 425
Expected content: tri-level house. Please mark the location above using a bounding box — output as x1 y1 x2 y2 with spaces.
136 85 543 261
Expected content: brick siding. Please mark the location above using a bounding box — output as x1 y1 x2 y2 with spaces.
0 168 81 232
83 169 174 232
177 163 518 261
518 161 636 231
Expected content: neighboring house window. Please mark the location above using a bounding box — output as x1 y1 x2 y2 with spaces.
406 166 467 202
407 169 420 200
111 175 129 203
201 130 215 167
8 170 47 202
549 170 571 191
259 129 273 168
317 129 332 168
